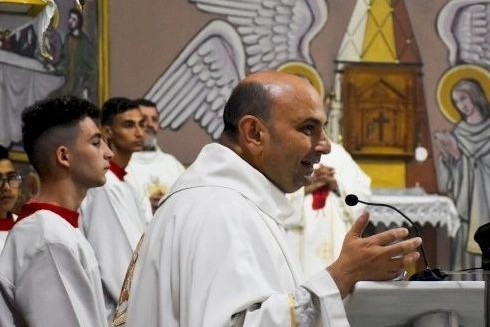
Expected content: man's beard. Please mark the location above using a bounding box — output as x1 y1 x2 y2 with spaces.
143 135 158 151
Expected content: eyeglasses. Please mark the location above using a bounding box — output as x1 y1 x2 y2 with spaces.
0 173 22 188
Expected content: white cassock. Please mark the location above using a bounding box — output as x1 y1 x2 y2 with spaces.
117 143 349 327
0 214 16 253
0 202 107 327
125 147 185 222
79 164 146 323
285 143 371 278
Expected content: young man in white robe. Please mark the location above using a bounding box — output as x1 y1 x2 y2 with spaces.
285 142 372 277
0 96 113 326
79 97 147 322
125 99 185 222
113 71 422 326
0 146 21 253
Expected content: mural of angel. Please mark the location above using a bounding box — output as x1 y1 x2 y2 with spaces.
437 0 490 68
145 0 327 140
436 69 490 272
437 0 490 272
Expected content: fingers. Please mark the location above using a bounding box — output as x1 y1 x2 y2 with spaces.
348 211 370 238
370 227 410 246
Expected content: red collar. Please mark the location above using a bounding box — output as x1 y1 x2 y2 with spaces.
16 202 79 228
0 214 15 231
109 161 127 181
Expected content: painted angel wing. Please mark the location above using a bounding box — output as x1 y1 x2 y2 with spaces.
437 0 490 67
145 20 245 140
189 0 327 72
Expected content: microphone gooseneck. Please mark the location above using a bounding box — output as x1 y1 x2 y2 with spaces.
345 194 447 281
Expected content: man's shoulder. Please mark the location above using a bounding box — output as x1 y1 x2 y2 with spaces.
6 212 85 260
129 149 184 166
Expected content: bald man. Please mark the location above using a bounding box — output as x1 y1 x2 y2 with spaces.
114 71 422 327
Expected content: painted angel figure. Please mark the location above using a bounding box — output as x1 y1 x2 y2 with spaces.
435 78 490 274
144 0 327 140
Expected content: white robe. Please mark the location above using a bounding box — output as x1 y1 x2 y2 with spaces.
125 147 185 222
120 143 349 327
79 169 146 322
0 205 107 327
285 143 371 278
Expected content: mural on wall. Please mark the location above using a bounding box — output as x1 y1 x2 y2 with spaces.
436 0 490 269
0 0 99 149
145 0 328 140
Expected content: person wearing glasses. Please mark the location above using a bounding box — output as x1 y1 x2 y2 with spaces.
0 146 21 253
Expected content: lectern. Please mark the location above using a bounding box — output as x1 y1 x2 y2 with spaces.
345 281 484 326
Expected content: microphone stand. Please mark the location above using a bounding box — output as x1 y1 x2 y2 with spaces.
474 223 490 327
358 200 430 270
484 270 490 327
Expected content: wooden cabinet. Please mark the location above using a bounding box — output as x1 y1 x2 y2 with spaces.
342 64 419 158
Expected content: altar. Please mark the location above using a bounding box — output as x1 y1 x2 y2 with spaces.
345 280 484 326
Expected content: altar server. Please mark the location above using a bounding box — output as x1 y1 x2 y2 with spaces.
0 146 21 253
80 97 147 322
114 71 422 326
0 96 113 326
125 98 185 221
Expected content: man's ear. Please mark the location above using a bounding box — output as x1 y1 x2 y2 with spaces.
56 146 70 168
238 115 266 154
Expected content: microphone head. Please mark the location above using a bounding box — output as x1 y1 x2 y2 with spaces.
345 194 359 206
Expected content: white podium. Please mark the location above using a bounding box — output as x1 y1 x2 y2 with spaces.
345 281 484 326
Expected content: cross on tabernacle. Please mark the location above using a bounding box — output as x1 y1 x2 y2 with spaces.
372 112 389 141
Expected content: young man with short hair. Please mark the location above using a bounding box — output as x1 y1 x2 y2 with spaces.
0 96 113 326
79 97 147 322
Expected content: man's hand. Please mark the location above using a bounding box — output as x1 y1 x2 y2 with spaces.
327 211 422 298
149 192 165 214
304 164 338 195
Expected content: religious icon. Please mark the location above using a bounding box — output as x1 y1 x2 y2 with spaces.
436 64 490 271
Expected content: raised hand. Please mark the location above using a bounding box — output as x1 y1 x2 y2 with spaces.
327 211 422 298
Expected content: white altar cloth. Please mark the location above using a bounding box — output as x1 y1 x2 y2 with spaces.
345 280 484 326
366 194 460 237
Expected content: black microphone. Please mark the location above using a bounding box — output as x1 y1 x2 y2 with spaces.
345 194 447 281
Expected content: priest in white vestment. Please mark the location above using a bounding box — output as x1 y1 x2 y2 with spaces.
285 142 371 277
113 71 422 327
125 99 185 222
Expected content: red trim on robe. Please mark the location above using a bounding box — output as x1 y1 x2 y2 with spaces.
16 202 79 228
312 188 329 210
109 161 127 181
0 214 15 231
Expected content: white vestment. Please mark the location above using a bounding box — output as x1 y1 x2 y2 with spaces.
285 143 371 278
79 168 146 322
120 143 349 327
0 203 107 327
125 147 185 222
